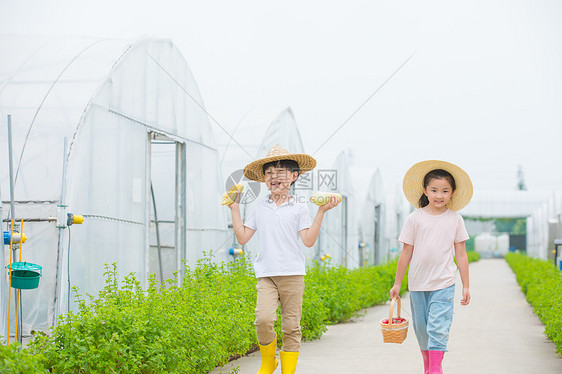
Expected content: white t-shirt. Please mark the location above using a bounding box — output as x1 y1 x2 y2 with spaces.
398 208 469 291
244 195 312 278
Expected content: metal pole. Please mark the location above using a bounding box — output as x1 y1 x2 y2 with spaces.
176 142 187 285
52 138 68 324
15 220 23 344
0 182 7 342
7 220 13 345
7 115 19 343
7 115 15 225
150 184 164 283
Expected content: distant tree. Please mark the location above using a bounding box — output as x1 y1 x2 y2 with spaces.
494 217 526 234
511 218 526 235
495 218 516 233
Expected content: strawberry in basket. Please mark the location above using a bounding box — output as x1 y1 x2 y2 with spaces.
381 317 407 325
380 296 409 343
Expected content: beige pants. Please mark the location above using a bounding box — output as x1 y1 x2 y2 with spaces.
255 275 305 352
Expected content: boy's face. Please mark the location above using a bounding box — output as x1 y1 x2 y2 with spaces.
264 166 299 194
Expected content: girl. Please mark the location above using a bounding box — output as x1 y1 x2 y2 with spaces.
389 160 473 374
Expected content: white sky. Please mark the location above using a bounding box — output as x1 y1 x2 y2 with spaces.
1 0 561 197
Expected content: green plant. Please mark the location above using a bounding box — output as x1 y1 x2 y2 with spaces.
29 257 258 373
0 340 47 374
505 253 562 355
466 250 481 263
302 259 403 325
26 254 442 372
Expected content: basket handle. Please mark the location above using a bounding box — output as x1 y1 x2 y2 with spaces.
388 296 401 326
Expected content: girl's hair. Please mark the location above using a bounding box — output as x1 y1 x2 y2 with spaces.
418 169 456 208
262 159 300 186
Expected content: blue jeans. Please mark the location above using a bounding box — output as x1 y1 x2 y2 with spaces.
409 284 455 351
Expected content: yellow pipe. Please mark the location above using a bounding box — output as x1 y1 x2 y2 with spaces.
6 220 14 346
15 220 23 343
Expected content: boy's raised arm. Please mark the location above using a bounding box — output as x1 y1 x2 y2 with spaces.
300 195 340 247
227 194 255 245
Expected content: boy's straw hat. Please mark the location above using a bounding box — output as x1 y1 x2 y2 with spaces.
243 144 316 182
402 160 473 211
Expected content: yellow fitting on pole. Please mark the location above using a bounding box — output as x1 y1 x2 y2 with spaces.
72 215 84 224
9 233 27 244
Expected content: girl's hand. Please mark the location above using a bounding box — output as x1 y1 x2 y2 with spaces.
460 287 470 306
319 195 340 212
389 284 401 300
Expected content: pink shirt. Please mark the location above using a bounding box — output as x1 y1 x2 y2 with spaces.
399 208 469 291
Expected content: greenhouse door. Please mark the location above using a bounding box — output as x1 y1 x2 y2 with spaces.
148 133 186 283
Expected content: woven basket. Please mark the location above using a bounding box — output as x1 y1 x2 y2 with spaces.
380 296 409 344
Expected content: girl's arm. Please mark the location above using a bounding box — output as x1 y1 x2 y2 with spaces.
389 243 413 299
227 195 255 245
300 196 340 247
454 241 470 305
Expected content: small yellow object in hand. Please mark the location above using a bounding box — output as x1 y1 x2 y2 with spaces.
221 184 244 205
310 192 342 206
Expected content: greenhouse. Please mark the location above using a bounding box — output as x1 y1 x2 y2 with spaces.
357 169 388 265
389 184 411 258
0 36 227 339
320 150 360 268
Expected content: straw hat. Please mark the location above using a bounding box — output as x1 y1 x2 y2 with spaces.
243 144 317 182
402 160 473 211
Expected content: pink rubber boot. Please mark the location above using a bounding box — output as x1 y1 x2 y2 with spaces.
429 350 444 374
420 350 430 374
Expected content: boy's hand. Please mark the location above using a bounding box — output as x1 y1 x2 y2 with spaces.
226 189 242 210
319 195 340 212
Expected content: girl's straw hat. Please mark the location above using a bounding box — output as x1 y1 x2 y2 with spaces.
243 144 317 182
402 160 473 211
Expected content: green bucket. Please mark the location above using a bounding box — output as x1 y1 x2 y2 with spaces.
6 262 42 290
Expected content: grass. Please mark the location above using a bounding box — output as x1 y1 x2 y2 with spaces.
505 252 562 355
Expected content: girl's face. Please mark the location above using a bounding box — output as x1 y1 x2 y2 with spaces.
264 166 298 194
423 177 454 210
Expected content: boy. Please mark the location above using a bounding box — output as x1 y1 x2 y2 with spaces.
226 144 339 374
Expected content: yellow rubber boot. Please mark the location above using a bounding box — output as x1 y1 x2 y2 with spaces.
280 351 299 374
257 337 278 374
